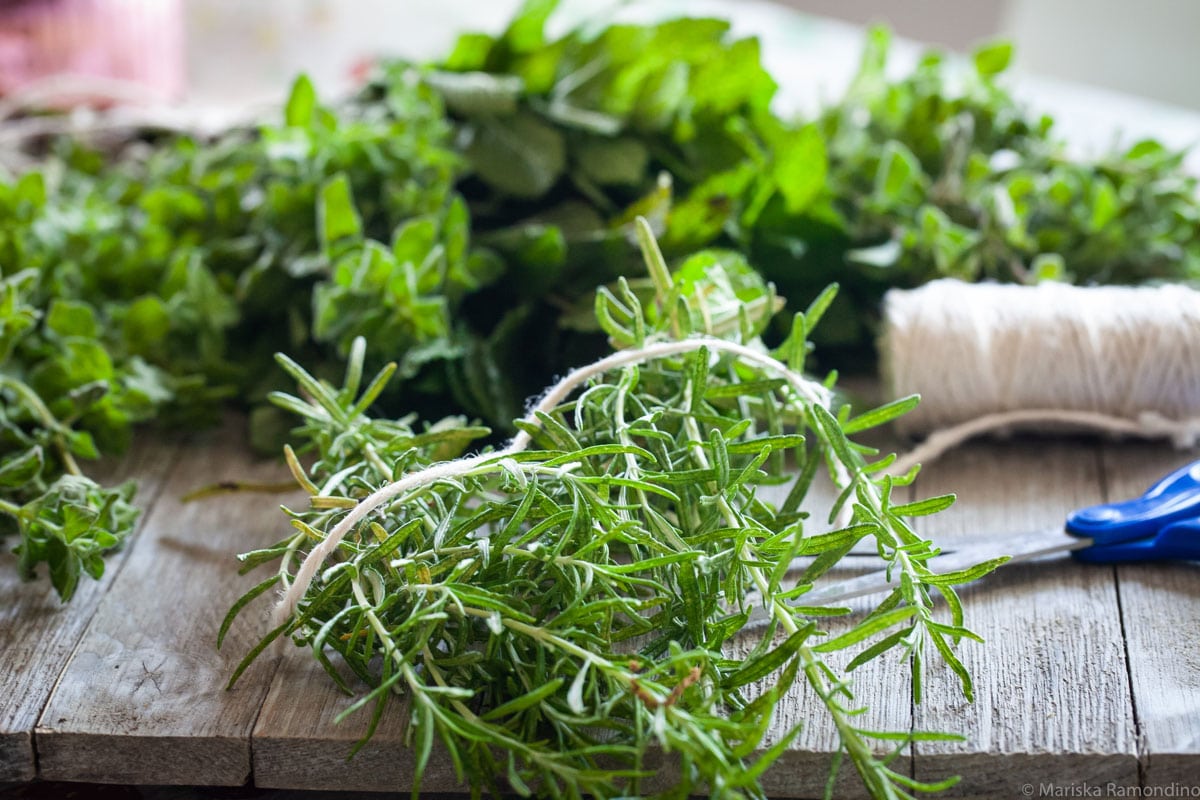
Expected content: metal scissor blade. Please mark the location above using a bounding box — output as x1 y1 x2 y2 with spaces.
797 526 1093 607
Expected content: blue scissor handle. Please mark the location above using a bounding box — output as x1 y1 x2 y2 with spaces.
1067 459 1200 563
1073 518 1200 564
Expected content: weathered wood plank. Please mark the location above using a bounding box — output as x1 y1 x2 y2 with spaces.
253 647 457 793
756 576 914 800
34 421 300 785
1101 444 1200 789
0 439 180 783
912 441 1138 798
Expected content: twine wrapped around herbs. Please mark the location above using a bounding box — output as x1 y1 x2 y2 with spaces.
272 336 838 629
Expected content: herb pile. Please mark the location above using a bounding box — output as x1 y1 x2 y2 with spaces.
0 0 1194 648
808 29 1200 344
419 14 1199 359
226 222 999 798
0 71 482 597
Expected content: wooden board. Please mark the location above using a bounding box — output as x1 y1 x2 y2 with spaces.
3 435 1199 796
33 421 299 785
911 442 1139 798
1101 445 1200 790
0 439 180 783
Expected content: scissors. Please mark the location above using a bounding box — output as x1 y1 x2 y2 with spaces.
789 458 1200 608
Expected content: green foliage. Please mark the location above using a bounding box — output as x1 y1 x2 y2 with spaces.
14 474 139 601
394 4 797 421
413 7 1199 365
776 27 1200 353
2 0 1196 623
228 227 995 797
0 72 474 597
0 271 141 598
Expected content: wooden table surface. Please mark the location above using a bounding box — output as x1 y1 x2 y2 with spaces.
2 420 1198 799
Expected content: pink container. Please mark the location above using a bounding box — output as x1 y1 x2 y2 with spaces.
0 0 184 104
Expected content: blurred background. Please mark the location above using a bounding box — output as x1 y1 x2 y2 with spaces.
787 0 1200 111
2 0 1199 106
0 0 1196 163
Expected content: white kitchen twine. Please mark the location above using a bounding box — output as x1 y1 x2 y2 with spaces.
883 279 1200 475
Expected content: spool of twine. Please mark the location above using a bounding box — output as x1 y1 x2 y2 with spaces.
880 279 1200 466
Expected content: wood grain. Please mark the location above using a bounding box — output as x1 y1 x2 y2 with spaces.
253 647 460 793
911 441 1139 799
0 439 180 782
33 420 300 785
1101 444 1200 790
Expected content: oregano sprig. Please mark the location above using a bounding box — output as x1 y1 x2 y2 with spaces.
0 269 140 600
227 221 1001 798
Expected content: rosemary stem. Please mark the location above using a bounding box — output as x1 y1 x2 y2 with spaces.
401 658 585 781
614 375 644 521
362 442 391 480
680 375 802 636
799 650 895 798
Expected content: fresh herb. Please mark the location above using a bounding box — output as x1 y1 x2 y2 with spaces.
413 8 1199 365
226 222 1000 798
3 0 1196 605
782 27 1200 353
0 72 477 596
406 3 796 421
0 268 139 599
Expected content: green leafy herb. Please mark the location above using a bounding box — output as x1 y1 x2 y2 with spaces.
2 0 1196 616
0 270 140 599
414 6 1199 368
227 222 999 798
0 70 476 597
752 26 1200 355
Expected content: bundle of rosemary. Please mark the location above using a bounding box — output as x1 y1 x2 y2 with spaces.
225 221 1000 798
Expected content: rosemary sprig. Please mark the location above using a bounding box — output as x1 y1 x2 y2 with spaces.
227 222 1000 798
